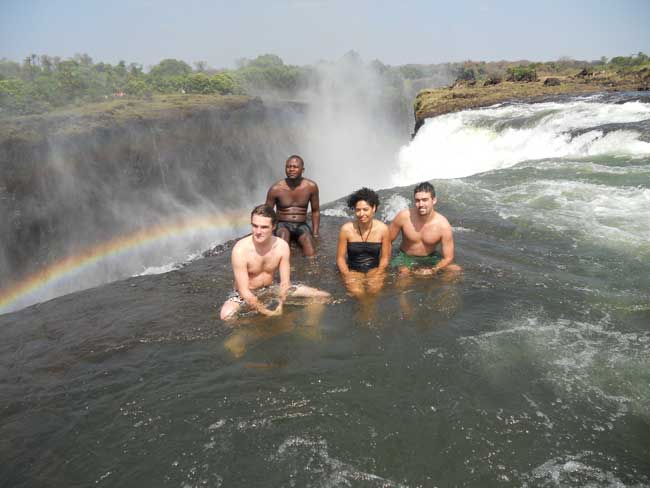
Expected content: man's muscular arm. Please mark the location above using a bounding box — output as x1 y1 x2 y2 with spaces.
389 210 406 242
277 240 291 310
435 223 455 271
310 183 320 237
265 186 277 210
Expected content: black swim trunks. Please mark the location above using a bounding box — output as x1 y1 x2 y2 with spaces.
275 221 312 240
347 242 381 273
226 284 300 307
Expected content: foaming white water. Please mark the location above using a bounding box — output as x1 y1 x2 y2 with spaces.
381 194 410 221
461 315 650 419
1 225 244 316
322 194 410 223
495 180 650 257
528 452 630 487
272 436 405 487
394 100 650 184
136 249 206 277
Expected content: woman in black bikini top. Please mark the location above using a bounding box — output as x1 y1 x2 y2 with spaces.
336 188 392 298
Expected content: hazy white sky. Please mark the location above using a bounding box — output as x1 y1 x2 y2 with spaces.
2 0 649 68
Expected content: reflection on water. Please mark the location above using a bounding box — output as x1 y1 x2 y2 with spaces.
224 303 327 360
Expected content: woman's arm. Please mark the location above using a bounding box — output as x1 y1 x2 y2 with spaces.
336 224 351 275
378 221 392 271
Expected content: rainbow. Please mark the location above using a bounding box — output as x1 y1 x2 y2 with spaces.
0 213 249 315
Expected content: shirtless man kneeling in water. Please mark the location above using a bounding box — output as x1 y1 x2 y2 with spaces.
389 182 461 276
220 204 329 321
265 155 320 257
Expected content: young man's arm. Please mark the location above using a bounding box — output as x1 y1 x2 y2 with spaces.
435 223 455 272
277 239 291 309
389 211 411 275
309 183 320 238
388 210 405 242
232 245 278 317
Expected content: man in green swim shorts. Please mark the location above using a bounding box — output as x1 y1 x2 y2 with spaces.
388 182 460 276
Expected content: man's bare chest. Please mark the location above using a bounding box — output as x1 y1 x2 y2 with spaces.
247 254 280 273
275 186 310 207
405 224 442 246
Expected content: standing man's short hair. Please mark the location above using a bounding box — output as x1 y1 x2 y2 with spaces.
413 181 435 197
251 204 278 225
286 154 305 166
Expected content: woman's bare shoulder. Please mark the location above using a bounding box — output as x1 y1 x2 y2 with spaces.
374 219 389 231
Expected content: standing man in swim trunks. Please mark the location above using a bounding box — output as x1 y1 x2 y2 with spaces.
265 155 320 257
389 182 460 276
220 204 329 321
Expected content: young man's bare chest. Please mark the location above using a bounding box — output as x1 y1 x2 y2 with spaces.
246 250 281 275
405 220 443 246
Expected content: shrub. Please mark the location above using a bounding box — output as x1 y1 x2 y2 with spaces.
506 66 538 82
483 74 502 86
124 79 148 96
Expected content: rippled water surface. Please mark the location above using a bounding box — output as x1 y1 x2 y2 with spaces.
2 94 650 487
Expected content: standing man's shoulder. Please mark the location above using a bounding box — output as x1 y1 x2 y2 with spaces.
268 179 286 192
265 180 285 207
303 178 319 190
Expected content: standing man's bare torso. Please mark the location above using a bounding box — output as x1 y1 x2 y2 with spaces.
267 178 317 223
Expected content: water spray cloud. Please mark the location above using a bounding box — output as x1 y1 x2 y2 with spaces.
0 213 249 315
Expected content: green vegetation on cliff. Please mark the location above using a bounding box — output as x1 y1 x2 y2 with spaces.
0 52 405 117
413 54 650 134
0 94 257 144
449 52 650 85
2 51 648 125
0 54 247 116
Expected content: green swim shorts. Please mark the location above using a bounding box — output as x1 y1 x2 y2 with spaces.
391 249 441 269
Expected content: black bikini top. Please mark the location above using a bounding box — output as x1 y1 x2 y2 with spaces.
347 242 381 272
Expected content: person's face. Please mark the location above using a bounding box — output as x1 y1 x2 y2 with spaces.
354 200 376 224
251 214 275 243
414 191 436 216
285 158 304 179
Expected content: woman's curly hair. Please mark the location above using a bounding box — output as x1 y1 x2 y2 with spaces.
347 187 379 209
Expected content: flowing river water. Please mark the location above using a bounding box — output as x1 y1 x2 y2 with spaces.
2 92 650 486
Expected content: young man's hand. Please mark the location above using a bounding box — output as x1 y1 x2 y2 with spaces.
259 300 283 317
412 267 436 276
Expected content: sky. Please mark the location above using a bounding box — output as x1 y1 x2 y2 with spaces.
2 0 649 69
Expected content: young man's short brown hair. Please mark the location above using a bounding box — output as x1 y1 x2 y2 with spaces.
413 181 435 198
251 204 278 225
